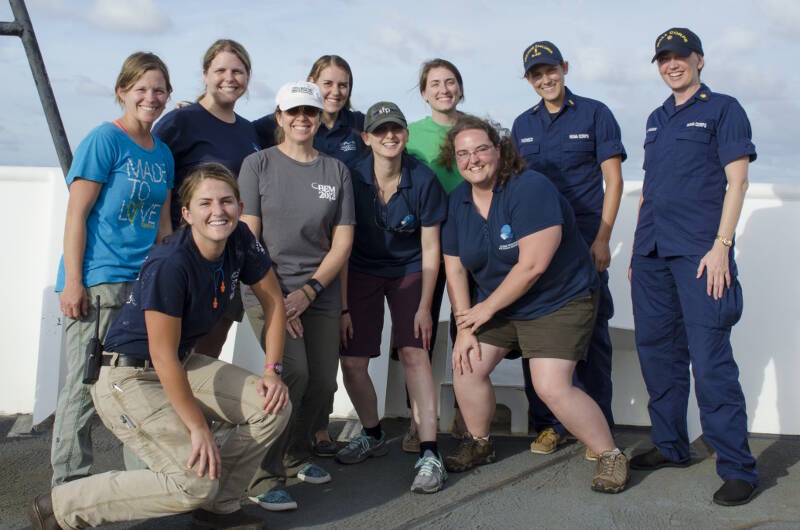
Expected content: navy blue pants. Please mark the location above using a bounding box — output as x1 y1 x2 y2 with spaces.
631 252 758 485
522 271 615 433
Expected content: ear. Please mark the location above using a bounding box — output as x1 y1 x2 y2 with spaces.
307 75 314 83
361 131 370 146
696 54 705 73
561 61 569 75
238 201 244 217
182 205 192 226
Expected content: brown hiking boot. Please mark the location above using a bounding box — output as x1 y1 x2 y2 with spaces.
27 493 61 530
529 427 567 455
444 435 495 472
591 450 629 493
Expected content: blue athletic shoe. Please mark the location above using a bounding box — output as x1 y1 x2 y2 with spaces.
248 489 297 511
296 462 331 484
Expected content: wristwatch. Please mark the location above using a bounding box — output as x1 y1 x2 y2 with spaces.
305 278 325 297
264 362 283 375
715 234 733 247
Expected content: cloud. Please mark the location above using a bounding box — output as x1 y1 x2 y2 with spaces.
570 47 652 84
759 0 800 38
87 0 170 34
248 79 275 102
74 75 112 98
708 27 759 55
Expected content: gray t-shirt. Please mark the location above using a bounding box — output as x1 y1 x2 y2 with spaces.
239 146 355 310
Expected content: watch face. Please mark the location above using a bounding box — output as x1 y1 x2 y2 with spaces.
273 363 283 375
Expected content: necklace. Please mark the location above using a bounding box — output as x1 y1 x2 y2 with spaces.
210 249 226 310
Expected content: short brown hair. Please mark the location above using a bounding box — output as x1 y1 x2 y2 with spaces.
114 52 172 105
307 55 354 110
418 58 464 101
437 115 525 189
178 162 240 211
202 38 252 76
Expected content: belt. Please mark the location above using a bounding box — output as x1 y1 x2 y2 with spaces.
101 353 151 369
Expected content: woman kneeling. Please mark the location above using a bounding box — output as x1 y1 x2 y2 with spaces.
439 116 628 494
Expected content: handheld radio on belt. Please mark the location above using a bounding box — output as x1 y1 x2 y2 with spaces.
82 295 104 384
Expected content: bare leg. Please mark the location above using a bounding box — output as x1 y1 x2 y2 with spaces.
398 347 437 442
340 356 379 428
452 343 509 437
529 357 614 454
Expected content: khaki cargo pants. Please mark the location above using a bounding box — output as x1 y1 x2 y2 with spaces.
51 353 290 529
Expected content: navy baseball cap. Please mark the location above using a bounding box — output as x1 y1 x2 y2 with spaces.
522 41 563 74
652 28 703 62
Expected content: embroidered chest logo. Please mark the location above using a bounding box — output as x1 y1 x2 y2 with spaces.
312 183 337 201
519 137 535 144
498 224 518 250
686 121 708 129
340 140 357 152
568 133 590 140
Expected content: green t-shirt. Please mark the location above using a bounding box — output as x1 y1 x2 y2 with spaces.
406 116 463 194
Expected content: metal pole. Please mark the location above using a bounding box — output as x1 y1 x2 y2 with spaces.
4 0 72 177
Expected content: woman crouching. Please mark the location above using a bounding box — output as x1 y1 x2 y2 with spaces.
438 115 628 493
29 163 290 530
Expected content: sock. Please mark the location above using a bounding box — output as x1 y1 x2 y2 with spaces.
364 423 382 440
419 441 439 459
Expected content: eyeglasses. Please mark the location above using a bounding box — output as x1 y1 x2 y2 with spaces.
284 105 320 118
455 144 494 161
373 191 418 234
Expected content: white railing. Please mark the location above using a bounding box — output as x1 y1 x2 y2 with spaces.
2 166 797 436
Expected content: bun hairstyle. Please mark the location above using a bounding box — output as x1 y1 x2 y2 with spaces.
437 115 525 188
115 51 172 105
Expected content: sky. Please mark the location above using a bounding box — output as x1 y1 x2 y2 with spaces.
1 0 798 182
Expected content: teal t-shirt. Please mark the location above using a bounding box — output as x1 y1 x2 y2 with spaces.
56 122 174 291
406 116 463 194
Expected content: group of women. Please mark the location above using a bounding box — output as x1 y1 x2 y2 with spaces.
32 24 759 530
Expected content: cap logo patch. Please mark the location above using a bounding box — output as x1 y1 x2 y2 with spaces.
290 86 314 95
524 43 554 62
656 30 689 48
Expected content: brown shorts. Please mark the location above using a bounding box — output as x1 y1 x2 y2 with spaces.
476 291 599 361
342 269 424 357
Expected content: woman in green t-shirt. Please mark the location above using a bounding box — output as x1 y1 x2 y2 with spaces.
404 59 468 452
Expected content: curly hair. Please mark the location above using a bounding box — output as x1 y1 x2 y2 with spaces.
436 115 525 189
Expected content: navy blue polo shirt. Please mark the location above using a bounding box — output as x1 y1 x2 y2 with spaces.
152 103 261 228
104 223 272 360
253 108 366 167
634 84 756 257
441 170 597 320
511 87 626 244
349 152 447 278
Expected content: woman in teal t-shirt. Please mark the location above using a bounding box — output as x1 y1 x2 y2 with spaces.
404 59 468 450
50 52 174 487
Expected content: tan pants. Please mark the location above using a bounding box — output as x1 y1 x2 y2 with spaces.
51 353 290 529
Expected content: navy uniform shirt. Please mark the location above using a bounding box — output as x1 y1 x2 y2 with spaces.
104 223 272 360
152 103 261 228
634 84 756 257
349 152 447 278
441 170 597 320
511 87 626 244
253 108 367 167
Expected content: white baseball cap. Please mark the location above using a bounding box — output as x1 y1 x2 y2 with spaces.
275 81 324 111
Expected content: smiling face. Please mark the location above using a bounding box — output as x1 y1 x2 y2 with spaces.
422 66 463 114
657 51 703 93
525 62 568 108
363 122 408 160
182 177 242 257
203 51 249 109
454 128 500 189
118 69 169 126
313 65 351 115
276 105 321 146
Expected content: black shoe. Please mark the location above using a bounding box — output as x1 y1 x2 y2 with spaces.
713 479 757 506
191 508 266 530
313 438 339 457
27 493 61 530
629 447 690 471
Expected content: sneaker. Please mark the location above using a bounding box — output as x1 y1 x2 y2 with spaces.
296 462 331 484
713 479 757 506
585 447 598 461
248 489 297 512
27 493 61 530
629 447 690 471
591 450 629 493
444 435 495 473
191 508 265 529
402 428 420 453
335 430 389 464
530 427 567 455
411 454 448 494
313 438 339 458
